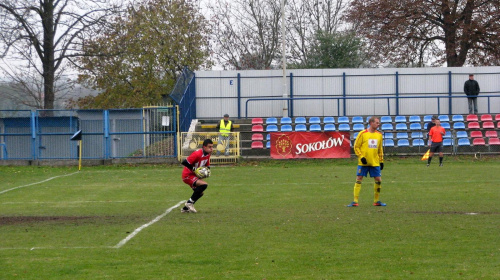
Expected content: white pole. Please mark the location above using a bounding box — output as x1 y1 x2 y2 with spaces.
281 0 288 118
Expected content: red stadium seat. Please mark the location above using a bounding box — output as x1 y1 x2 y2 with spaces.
485 131 498 138
467 122 480 129
251 141 264 149
251 133 264 141
466 114 478 122
488 138 500 145
472 138 486 146
470 131 482 138
480 114 492 121
482 122 494 129
252 118 263 125
251 125 264 132
495 114 500 121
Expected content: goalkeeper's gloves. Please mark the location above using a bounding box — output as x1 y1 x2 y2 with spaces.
193 167 203 178
360 157 367 165
380 163 384 170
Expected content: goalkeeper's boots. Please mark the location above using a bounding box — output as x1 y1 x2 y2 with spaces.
347 201 359 207
181 207 190 213
185 201 197 213
373 201 387 206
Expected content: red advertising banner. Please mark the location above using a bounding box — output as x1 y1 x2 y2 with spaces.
270 132 351 159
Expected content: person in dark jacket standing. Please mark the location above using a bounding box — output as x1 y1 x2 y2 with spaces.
464 74 480 115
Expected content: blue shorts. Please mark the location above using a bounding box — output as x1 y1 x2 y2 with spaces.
356 165 381 178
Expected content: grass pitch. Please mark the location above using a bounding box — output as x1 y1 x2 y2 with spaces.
0 157 499 279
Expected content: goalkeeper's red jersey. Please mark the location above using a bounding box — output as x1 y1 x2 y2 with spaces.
182 149 211 177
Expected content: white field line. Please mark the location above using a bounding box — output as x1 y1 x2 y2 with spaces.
113 200 186 249
0 172 79 195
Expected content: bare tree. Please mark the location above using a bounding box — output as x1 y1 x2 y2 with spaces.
0 0 121 111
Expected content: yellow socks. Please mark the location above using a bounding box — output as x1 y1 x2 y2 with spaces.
374 181 381 202
354 181 362 203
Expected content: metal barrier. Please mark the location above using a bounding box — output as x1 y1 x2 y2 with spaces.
179 132 240 164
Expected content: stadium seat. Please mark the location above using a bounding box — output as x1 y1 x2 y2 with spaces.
252 118 263 124
412 139 425 146
323 116 335 123
456 131 468 138
443 131 452 138
470 131 483 138
383 139 395 147
295 117 306 124
397 139 410 147
452 115 464 122
266 134 271 141
251 141 264 149
395 123 407 130
266 142 271 149
441 122 450 129
353 123 365 131
423 115 433 122
443 139 453 146
439 115 449 122
309 117 321 124
365 116 372 123
251 133 264 141
338 124 350 131
453 122 465 130
410 123 422 130
424 123 428 130
467 122 480 129
266 117 278 124
466 114 478 122
488 138 500 145
409 115 421 123
480 114 493 121
482 122 494 129
295 124 307 131
411 132 423 139
381 123 393 130
485 131 498 138
310 124 322 131
324 124 336 131
472 138 486 146
338 116 349 123
281 124 293 132
458 138 471 146
495 114 500 121
266 124 278 132
280 117 292 124
252 125 264 132
380 116 392 123
352 116 364 123
396 132 409 139
383 132 394 139
395 115 407 123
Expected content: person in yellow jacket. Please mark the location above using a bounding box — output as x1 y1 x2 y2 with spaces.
216 114 233 156
347 116 386 207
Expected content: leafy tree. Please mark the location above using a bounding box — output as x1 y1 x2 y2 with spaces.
345 0 500 67
72 0 211 109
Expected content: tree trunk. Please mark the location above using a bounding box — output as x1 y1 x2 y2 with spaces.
42 0 56 113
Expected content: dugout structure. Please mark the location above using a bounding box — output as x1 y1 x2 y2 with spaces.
179 132 240 164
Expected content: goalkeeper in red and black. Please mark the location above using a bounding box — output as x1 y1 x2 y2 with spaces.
180 139 213 213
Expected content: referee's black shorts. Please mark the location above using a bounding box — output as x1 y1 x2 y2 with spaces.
430 142 443 153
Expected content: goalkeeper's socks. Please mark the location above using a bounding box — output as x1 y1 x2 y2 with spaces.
187 199 195 204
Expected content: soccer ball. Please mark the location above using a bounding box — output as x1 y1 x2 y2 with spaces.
197 167 211 178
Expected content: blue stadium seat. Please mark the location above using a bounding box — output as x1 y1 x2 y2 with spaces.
352 116 364 123
295 124 307 131
412 139 425 146
383 139 395 147
443 139 453 146
411 132 423 138
266 141 271 149
338 116 349 123
383 132 394 139
458 138 471 146
353 123 365 131
338 124 350 131
453 122 465 129
295 117 306 124
266 124 278 132
456 131 468 138
324 124 336 131
439 115 450 122
266 134 271 141
310 124 322 131
396 132 409 139
381 116 392 123
309 117 321 124
266 117 277 124
381 123 393 130
409 115 421 123
424 123 428 130
441 122 450 129
281 124 292 132
443 131 452 138
395 116 407 123
323 117 335 123
423 115 433 122
366 116 372 123
397 139 410 146
452 115 464 122
410 123 422 130
280 117 292 124
396 123 408 130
